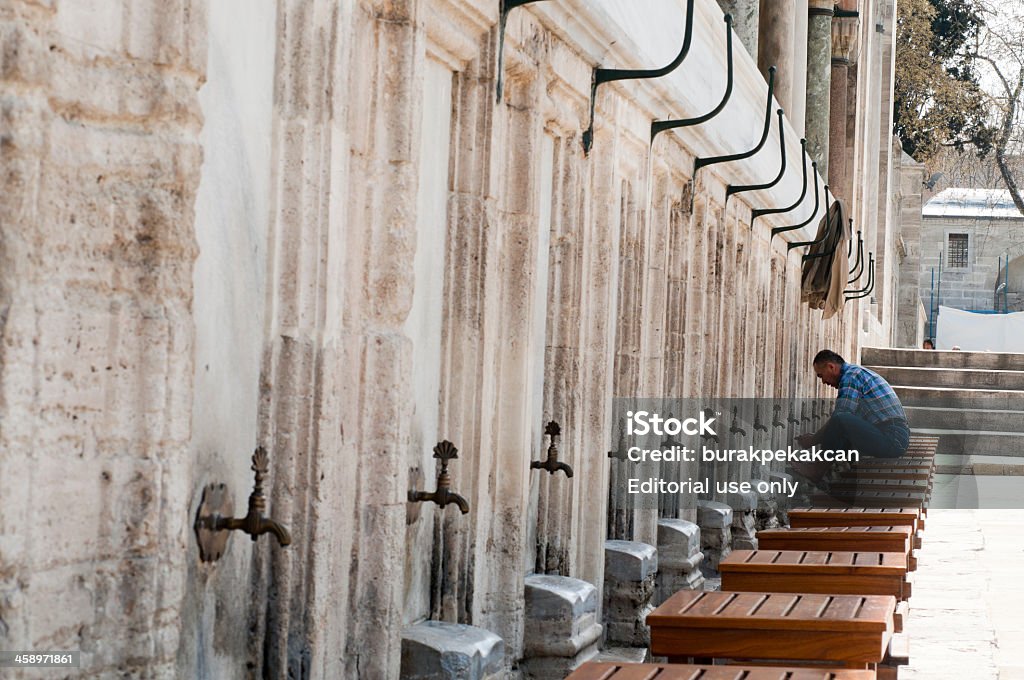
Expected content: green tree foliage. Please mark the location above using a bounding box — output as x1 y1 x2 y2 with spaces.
893 0 997 163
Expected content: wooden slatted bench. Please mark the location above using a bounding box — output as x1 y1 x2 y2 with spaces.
719 550 910 605
839 466 932 481
811 490 928 513
567 661 877 679
647 591 895 670
849 459 934 471
757 526 916 571
789 507 923 549
826 478 932 498
789 507 921 531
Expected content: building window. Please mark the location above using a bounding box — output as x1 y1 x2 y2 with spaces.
948 233 969 268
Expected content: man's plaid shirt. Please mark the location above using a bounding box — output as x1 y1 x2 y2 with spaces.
834 363 908 430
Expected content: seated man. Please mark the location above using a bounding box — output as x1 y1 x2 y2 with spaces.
797 349 910 459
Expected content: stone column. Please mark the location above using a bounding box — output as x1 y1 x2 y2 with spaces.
758 1 798 114
718 0 761 61
829 14 860 203
805 0 834 175
792 0 810 135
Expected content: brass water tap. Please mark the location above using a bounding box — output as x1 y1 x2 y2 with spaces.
215 448 291 545
787 404 800 426
701 407 719 443
408 441 470 514
753 405 769 433
531 421 574 477
729 406 747 437
194 447 291 563
772 404 785 429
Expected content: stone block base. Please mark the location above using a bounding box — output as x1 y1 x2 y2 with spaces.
519 643 599 679
400 621 504 680
603 540 657 647
522 574 603 678
731 511 758 551
655 518 705 603
697 501 733 574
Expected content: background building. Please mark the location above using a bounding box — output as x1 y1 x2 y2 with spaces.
0 0 906 677
898 188 1024 345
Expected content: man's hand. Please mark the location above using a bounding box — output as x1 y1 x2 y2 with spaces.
795 433 816 448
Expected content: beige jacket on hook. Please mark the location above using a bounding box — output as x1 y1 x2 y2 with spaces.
800 199 850 319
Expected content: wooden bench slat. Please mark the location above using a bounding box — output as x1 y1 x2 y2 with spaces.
566 663 877 680
649 591 894 632
721 550 909 600
789 507 920 530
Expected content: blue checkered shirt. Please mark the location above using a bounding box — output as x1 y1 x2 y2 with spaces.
834 363 909 441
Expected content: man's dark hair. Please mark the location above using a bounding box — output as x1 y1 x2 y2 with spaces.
812 349 846 365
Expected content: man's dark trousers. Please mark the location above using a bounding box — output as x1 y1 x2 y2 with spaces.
819 412 907 458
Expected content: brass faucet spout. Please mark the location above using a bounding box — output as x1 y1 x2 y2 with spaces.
408 441 471 515
258 519 292 546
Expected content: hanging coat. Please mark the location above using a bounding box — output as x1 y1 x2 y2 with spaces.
800 198 850 319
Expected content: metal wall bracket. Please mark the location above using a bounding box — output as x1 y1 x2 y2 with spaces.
692 67 776 182
845 254 875 300
726 108 786 207
848 230 865 283
787 186 834 251
651 14 734 143
496 0 550 102
752 142 809 229
802 217 843 260
583 0 695 153
771 172 822 240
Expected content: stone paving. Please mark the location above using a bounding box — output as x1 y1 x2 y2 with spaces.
902 509 1024 680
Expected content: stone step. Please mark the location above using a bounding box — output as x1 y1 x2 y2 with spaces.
933 453 1024 476
870 365 1024 391
929 474 1024 509
862 346 1024 371
895 386 1024 410
906 406 1024 433
910 428 1024 455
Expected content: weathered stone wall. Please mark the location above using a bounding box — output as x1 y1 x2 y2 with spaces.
0 0 206 676
0 0 900 677
917 216 1024 312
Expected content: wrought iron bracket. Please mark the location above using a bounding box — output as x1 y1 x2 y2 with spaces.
583 0 695 153
651 14 734 143
787 186 834 251
771 171 822 240
727 108 786 207
496 0 550 102
848 230 865 283
845 254 875 300
692 66 776 183
752 142 809 229
803 216 847 261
